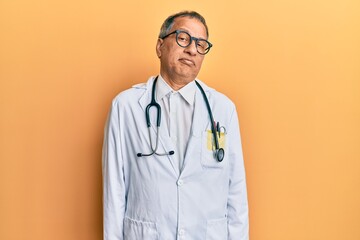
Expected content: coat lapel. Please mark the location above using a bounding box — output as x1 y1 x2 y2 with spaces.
181 83 210 176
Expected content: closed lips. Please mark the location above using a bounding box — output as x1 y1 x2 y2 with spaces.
179 58 195 65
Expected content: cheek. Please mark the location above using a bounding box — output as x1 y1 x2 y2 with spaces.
163 47 178 62
196 58 204 68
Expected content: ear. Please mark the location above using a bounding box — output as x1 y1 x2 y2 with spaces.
156 38 163 58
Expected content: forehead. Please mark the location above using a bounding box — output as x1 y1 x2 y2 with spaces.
171 16 207 39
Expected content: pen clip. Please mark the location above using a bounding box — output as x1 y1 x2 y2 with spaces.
216 122 220 138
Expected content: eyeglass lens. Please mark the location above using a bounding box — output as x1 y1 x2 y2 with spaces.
176 31 211 55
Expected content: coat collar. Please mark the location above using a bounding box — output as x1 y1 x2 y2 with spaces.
137 76 214 137
137 76 213 113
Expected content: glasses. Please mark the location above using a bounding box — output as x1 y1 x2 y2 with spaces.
161 30 213 55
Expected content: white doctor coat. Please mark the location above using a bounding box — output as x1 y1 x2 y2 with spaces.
103 77 249 240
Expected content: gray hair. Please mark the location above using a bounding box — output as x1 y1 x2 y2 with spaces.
158 11 209 39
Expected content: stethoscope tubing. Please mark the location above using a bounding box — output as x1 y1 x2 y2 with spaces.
138 76 224 162
195 81 224 162
138 77 173 157
145 77 161 127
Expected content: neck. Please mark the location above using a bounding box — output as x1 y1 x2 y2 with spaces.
160 73 194 91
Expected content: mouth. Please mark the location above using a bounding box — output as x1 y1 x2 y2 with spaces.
178 58 195 66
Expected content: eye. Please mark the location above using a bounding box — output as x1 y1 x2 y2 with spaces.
197 41 208 50
177 32 190 42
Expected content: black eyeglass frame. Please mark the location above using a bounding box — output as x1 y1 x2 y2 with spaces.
161 30 213 55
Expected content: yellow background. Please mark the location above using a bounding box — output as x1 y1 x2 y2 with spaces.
1 0 359 239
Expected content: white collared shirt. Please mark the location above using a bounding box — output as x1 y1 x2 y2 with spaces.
156 75 196 171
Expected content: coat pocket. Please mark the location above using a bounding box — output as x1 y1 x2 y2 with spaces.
206 217 228 240
201 130 226 169
124 217 158 240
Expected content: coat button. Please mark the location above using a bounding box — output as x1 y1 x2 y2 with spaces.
177 180 183 186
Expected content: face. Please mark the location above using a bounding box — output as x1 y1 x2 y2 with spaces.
156 17 208 88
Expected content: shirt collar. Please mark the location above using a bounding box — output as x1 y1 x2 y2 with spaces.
156 75 196 106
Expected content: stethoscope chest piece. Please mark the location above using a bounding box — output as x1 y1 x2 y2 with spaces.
216 148 225 162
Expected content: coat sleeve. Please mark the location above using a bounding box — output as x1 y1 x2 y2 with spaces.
102 100 126 240
227 106 249 240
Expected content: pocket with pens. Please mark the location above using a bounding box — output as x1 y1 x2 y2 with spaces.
206 130 226 150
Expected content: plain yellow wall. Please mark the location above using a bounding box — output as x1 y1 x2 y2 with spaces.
1 0 359 239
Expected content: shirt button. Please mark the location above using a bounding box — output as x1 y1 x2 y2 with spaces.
177 180 183 186
178 229 185 235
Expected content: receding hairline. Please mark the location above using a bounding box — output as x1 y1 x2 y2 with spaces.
158 11 209 39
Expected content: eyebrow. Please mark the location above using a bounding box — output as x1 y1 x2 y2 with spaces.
176 28 207 40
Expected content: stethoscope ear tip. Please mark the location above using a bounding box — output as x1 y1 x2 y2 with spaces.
137 153 142 157
169 151 175 155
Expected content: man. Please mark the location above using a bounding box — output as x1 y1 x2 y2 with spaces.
103 11 249 240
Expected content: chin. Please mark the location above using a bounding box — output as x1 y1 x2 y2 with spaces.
180 74 197 82
179 70 199 79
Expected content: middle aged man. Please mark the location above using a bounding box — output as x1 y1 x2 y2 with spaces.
103 11 249 240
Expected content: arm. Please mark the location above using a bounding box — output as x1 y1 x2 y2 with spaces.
102 100 126 240
227 107 249 240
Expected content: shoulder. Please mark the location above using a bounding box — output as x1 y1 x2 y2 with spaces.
110 77 153 107
196 79 236 109
196 79 239 126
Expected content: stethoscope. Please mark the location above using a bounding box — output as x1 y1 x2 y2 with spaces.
137 76 225 162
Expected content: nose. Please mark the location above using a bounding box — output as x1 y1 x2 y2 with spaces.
184 39 197 55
